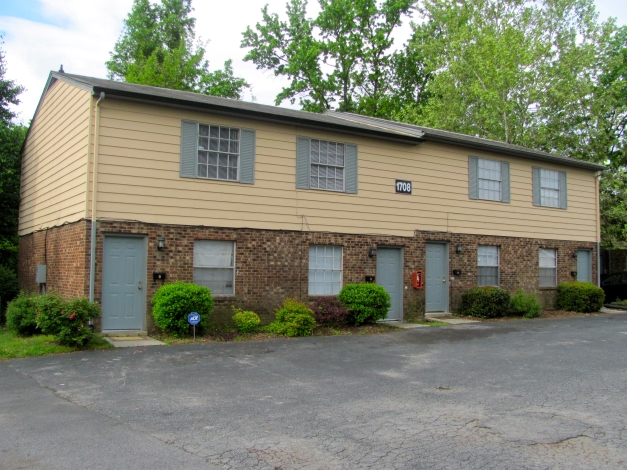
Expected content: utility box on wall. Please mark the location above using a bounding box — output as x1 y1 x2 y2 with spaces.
36 265 47 284
412 270 423 289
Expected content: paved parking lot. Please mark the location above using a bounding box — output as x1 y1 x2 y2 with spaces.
1 313 626 469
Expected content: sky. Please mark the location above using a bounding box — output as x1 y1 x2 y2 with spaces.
1 0 626 125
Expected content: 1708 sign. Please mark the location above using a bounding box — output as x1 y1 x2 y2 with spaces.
395 180 412 194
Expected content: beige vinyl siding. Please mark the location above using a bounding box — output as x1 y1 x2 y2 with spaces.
93 99 599 242
19 81 91 235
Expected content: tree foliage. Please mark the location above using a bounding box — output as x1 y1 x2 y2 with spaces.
242 0 428 117
0 39 26 270
399 0 627 245
107 0 249 99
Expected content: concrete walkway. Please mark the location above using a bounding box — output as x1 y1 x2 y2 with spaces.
425 314 480 324
105 336 166 348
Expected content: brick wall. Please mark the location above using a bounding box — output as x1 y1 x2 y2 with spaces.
93 221 596 333
18 220 90 299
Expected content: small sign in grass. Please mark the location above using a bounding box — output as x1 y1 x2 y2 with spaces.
0 328 113 361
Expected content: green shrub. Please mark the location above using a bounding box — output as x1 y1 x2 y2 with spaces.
6 292 39 336
266 298 316 337
338 284 391 325
510 290 542 318
461 286 511 318
151 282 214 336
232 308 261 334
0 265 19 324
35 297 100 347
615 299 627 307
32 292 65 336
310 296 351 326
557 282 605 313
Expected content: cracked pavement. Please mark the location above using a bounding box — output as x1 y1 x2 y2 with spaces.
1 313 626 469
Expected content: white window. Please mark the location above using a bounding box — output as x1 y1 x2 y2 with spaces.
540 169 560 208
197 124 240 181
478 246 499 286
308 245 343 295
193 241 235 295
310 140 345 191
539 248 557 287
478 158 502 201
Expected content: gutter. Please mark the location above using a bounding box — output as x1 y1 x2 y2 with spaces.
89 92 105 303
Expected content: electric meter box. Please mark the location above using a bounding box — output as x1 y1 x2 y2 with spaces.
36 264 47 284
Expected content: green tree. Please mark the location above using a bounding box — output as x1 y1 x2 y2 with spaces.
0 39 26 270
107 0 249 99
241 0 425 117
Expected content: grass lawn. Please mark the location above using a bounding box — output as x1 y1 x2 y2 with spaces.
0 327 113 361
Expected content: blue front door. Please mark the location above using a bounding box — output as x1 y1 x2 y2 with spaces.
102 236 146 330
376 248 403 320
426 243 449 312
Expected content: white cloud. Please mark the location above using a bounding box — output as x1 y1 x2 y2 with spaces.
2 0 626 124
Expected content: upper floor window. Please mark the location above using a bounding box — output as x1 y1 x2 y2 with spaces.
468 156 510 203
296 136 358 194
197 124 239 181
180 120 256 184
310 140 345 191
478 158 502 201
532 167 567 209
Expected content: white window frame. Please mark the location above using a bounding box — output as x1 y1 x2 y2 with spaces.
308 245 343 295
197 123 241 182
477 245 500 286
310 139 346 192
193 240 236 296
540 169 560 208
539 248 557 287
478 158 502 201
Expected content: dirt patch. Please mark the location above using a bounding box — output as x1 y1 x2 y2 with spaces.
153 323 401 345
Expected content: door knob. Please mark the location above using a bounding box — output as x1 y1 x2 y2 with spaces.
138 280 143 290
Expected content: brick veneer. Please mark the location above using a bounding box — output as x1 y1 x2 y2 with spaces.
19 219 597 333
18 220 90 299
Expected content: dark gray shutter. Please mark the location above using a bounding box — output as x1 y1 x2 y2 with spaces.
559 171 567 209
468 156 478 199
180 120 198 178
501 161 510 203
345 144 358 194
239 129 255 184
296 136 310 189
532 167 541 206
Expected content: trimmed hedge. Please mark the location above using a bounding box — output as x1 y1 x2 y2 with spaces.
310 296 351 326
151 282 214 336
338 284 391 325
232 308 261 334
461 286 511 318
267 298 316 337
6 292 39 336
557 282 604 313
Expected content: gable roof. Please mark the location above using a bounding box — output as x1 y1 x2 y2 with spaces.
41 71 605 171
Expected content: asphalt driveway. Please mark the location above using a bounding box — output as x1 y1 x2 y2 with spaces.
1 314 626 469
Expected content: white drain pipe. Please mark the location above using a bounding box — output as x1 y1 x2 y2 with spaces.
89 92 105 303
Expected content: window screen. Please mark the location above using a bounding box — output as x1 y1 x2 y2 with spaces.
478 159 502 201
197 125 240 181
540 169 560 208
310 140 345 191
308 245 343 295
478 245 499 286
539 248 557 287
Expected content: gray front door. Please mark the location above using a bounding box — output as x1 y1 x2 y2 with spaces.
102 236 146 330
577 250 592 283
426 243 449 312
376 248 403 320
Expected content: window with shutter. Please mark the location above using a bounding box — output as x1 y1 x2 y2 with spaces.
297 137 357 193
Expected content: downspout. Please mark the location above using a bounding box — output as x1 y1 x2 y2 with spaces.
89 92 105 303
596 172 601 286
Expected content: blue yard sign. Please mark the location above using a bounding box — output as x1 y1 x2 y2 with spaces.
188 312 200 325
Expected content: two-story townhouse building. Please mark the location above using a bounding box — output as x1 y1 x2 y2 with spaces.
18 71 605 333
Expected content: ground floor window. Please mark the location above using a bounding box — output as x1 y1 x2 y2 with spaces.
309 245 343 295
539 248 557 287
193 240 235 295
478 245 499 286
